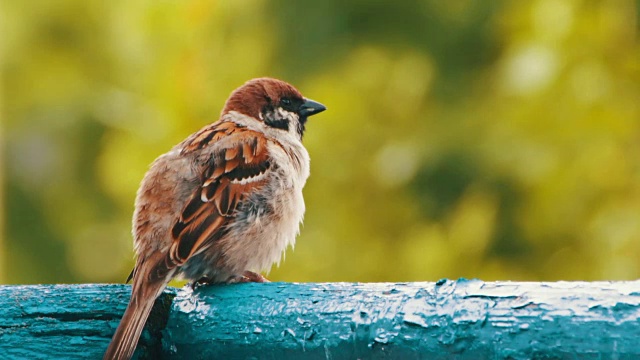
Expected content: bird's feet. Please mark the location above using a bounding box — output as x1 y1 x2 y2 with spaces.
190 276 216 290
190 271 270 289
228 271 271 284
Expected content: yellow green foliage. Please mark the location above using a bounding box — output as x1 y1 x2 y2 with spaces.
2 1 639 283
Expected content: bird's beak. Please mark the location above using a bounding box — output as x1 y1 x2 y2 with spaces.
299 98 327 117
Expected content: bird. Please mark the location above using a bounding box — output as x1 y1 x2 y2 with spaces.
103 77 326 360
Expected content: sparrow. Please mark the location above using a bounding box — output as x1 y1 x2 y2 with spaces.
103 77 326 360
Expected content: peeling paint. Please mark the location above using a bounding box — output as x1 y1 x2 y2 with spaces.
165 280 640 359
0 284 175 359
2 281 640 359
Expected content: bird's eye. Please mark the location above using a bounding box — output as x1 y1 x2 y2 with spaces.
281 98 292 106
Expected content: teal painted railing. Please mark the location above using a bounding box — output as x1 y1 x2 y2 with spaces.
1 280 639 359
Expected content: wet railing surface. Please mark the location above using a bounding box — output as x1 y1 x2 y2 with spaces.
2 280 640 359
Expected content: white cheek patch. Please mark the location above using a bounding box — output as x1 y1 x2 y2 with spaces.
276 107 298 122
275 107 300 136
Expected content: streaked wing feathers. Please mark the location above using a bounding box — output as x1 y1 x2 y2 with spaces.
168 122 270 266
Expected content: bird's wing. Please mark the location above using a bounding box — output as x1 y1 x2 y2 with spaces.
167 121 271 268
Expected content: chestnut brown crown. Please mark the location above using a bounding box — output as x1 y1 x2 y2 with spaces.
221 77 326 136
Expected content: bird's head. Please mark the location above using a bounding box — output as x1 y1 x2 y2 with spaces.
222 77 326 138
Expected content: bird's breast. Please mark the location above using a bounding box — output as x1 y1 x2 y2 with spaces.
216 142 309 275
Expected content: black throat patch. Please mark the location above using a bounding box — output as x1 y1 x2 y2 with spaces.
262 106 291 132
296 117 307 138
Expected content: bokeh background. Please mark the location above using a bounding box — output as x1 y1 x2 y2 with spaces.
1 1 639 285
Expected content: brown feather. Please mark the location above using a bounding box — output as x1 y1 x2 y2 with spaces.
243 142 254 163
255 137 266 157
172 213 226 262
211 163 225 179
224 155 241 173
104 252 172 360
183 189 212 220
202 182 217 201
213 179 231 215
191 215 226 255
167 123 272 268
225 146 240 160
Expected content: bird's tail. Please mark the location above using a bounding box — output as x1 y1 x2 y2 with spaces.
104 259 171 360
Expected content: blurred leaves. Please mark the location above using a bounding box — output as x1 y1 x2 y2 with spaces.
1 0 639 284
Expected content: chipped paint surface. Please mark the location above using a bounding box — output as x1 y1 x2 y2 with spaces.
1 281 640 359
0 284 175 360
165 280 640 359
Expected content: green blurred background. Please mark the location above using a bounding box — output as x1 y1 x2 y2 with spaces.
1 1 639 285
